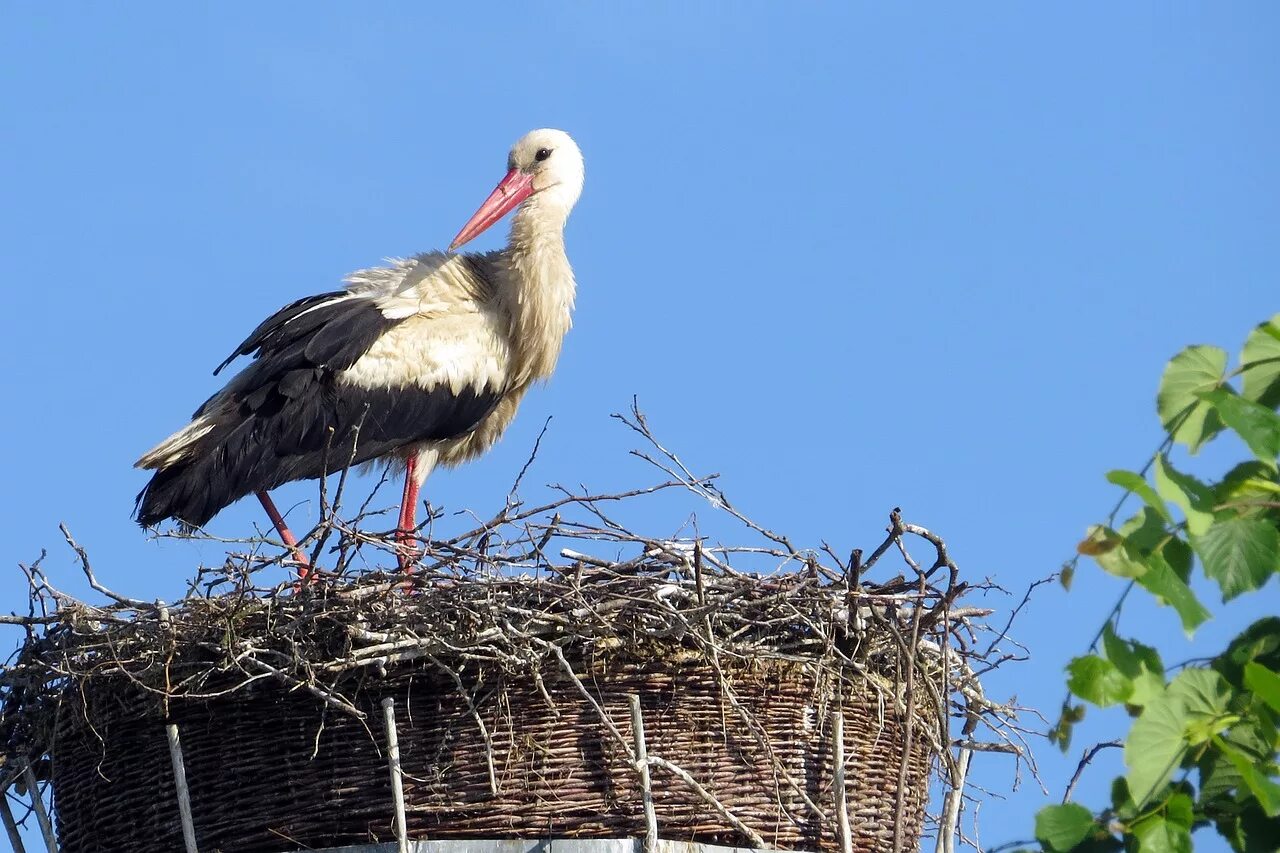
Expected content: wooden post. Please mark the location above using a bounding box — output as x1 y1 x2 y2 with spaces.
937 744 973 853
832 710 853 853
382 697 409 853
21 767 56 853
0 786 27 853
628 694 659 853
165 723 200 853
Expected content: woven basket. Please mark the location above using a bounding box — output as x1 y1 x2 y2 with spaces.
51 648 935 853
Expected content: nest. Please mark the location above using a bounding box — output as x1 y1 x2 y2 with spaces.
0 412 1028 853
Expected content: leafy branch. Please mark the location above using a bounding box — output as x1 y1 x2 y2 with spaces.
1033 314 1280 853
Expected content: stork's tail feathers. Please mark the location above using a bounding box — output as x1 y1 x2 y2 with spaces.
134 412 273 529
135 417 215 471
134 465 212 529
134 417 216 527
134 437 225 530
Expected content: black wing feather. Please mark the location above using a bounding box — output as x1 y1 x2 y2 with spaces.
137 291 504 528
214 290 353 375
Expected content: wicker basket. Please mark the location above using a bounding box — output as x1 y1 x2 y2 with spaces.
51 648 934 853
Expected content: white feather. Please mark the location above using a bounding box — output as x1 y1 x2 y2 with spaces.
135 416 215 469
338 310 510 396
345 253 489 321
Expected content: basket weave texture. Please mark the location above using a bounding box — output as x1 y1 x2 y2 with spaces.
53 651 933 853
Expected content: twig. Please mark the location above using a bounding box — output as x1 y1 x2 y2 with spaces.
1063 740 1123 803
952 740 1024 754
227 650 367 719
983 573 1055 659
647 756 767 848
532 638 631 753
615 400 798 554
508 416 552 503
423 653 498 795
60 523 150 609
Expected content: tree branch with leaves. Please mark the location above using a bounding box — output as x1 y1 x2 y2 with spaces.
1032 314 1280 853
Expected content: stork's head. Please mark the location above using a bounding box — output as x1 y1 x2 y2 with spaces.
450 128 584 251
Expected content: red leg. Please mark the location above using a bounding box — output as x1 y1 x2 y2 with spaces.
396 456 421 573
256 490 312 580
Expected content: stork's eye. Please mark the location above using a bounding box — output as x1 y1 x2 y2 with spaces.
535 147 552 162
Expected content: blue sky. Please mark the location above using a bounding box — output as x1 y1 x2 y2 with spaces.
2 4 1277 849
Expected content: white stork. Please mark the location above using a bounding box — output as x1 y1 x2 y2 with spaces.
135 129 585 572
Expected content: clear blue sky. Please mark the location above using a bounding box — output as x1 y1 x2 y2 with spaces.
2 4 1277 849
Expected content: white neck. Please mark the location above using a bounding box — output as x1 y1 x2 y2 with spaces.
500 195 577 386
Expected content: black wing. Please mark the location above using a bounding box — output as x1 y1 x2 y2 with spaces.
137 292 502 527
214 290 380 375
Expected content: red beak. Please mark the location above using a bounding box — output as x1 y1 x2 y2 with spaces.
449 168 536 251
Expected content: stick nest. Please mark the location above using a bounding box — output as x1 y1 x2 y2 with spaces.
0 409 1032 853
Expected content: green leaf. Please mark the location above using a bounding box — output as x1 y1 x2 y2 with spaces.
1110 777 1138 821
1049 713 1076 754
1164 791 1194 829
1119 507 1174 554
1215 803 1280 853
1220 739 1280 818
1107 469 1173 523
1194 516 1280 601
1161 536 1194 584
1128 673 1170 711
1080 526 1149 578
1168 667 1232 719
1127 669 1230 807
1157 344 1227 452
1200 387 1280 464
1244 662 1280 714
1132 793 1194 853
1199 730 1254 807
1171 668 1234 745
1081 530 1205 633
1068 655 1133 707
1241 314 1280 408
1232 718 1280 765
1135 550 1211 635
1126 693 1190 806
1154 455 1216 536
1102 625 1166 707
1036 803 1098 851
1131 814 1192 853
1216 461 1280 512
1101 625 1164 677
1216 617 1280 687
